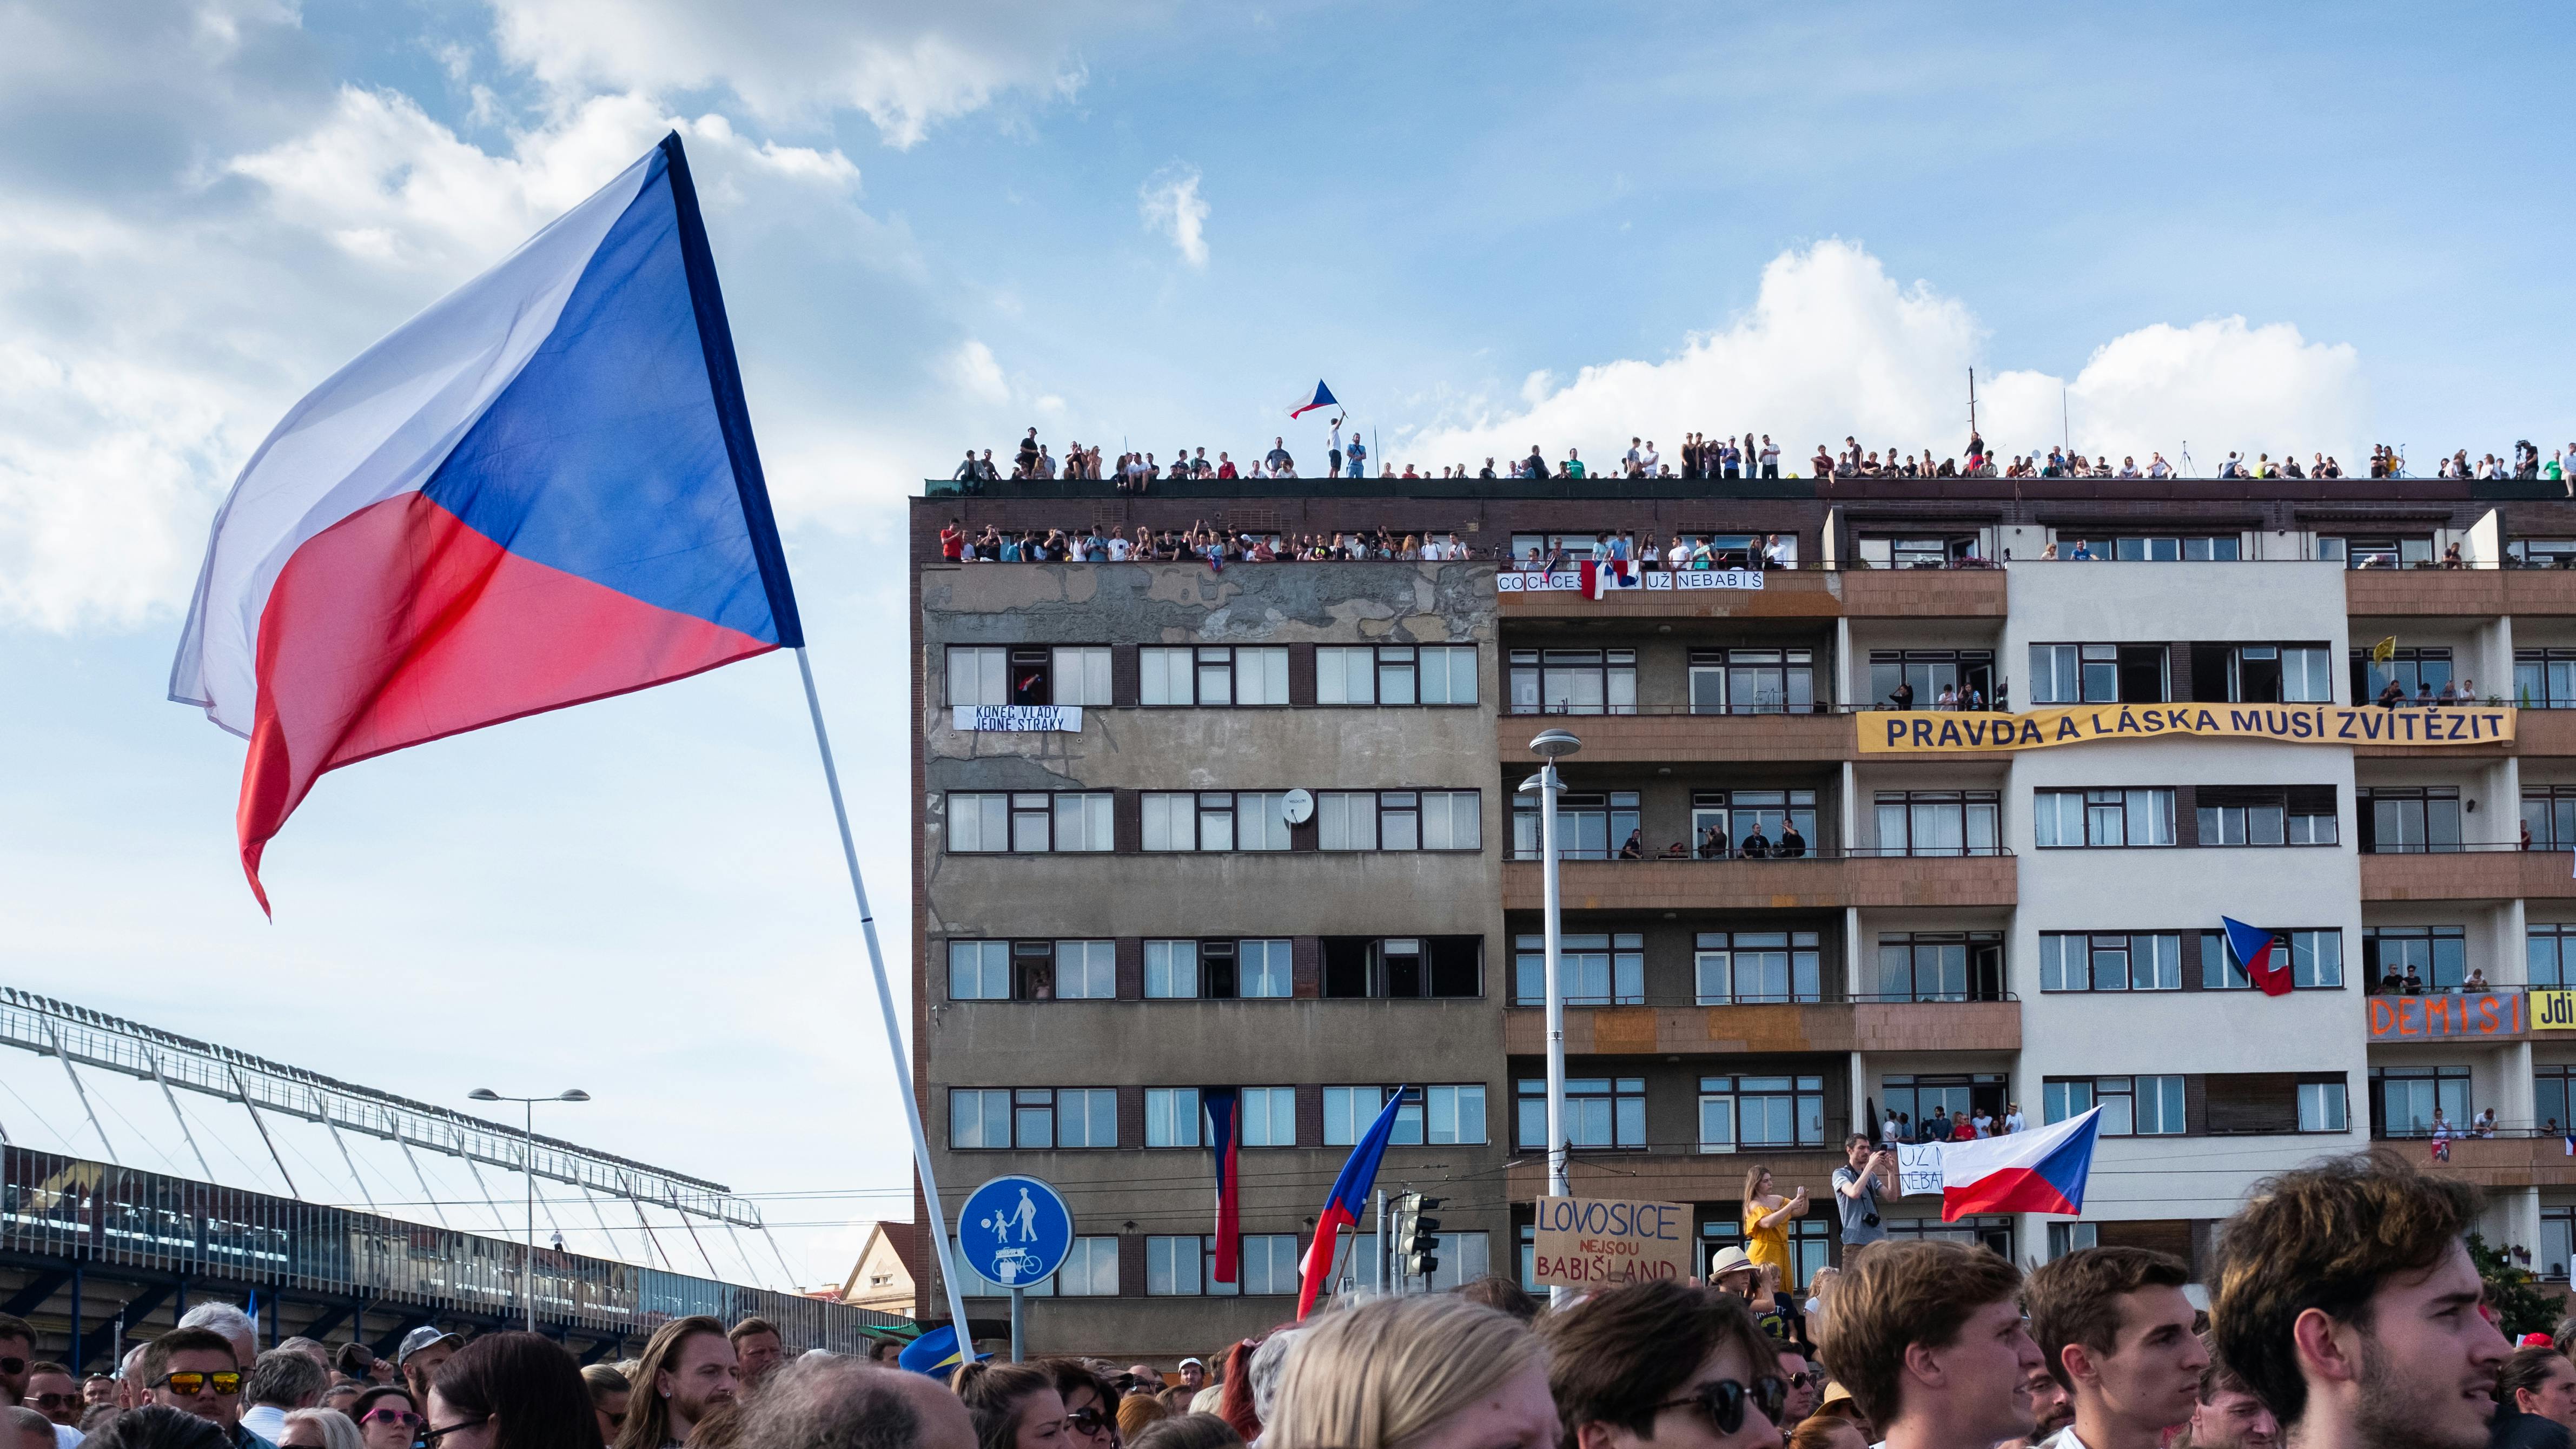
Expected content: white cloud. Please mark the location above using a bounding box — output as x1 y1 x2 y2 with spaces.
936 339 1010 402
1138 162 1209 268
482 0 1147 147
1400 240 2369 473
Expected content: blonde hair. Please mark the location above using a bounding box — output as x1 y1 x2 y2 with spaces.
283 1409 364 1449
1264 1295 1541 1449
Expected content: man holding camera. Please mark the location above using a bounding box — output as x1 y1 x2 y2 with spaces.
1834 1133 1897 1249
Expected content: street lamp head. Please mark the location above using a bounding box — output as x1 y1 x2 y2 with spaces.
1528 727 1583 760
468 1088 501 1102
559 1090 592 1102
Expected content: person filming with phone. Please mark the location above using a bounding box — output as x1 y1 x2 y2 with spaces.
1833 1133 1897 1250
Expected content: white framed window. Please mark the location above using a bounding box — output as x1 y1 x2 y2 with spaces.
1054 793 1114 851
1418 646 1478 704
948 941 1010 1001
1320 792 1379 850
945 793 1009 852
947 646 1008 707
949 1089 1010 1148
1052 647 1112 706
2040 932 2183 992
2047 1222 2100 1260
1142 793 1196 851
1057 1237 1120 1296
2035 789 2175 848
1145 939 1199 998
1240 938 1294 997
1054 939 1115 999
951 792 1115 852
1236 647 1289 705
1325 1084 1488 1146
1233 793 1293 850
1146 1088 1202 1148
2048 1076 2184 1136
1318 647 1377 704
1141 647 1194 705
1056 1088 1117 1147
1321 790 1478 850
1241 1087 1297 1147
2298 1080 2348 1133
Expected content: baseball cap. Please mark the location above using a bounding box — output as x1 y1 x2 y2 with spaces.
1178 1357 1204 1368
396 1326 464 1365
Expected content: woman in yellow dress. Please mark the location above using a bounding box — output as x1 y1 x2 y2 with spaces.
1740 1163 1810 1286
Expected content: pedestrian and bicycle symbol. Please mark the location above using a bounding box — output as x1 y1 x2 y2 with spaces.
959 1175 1074 1287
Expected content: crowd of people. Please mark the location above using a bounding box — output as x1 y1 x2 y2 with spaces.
0 1151 2552 1449
950 427 2576 489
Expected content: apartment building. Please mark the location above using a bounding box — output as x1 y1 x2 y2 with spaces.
909 469 2576 1356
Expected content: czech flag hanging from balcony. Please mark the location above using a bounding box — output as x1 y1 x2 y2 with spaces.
2221 917 2296 997
1289 380 1339 420
1204 1087 1243 1282
1581 559 1637 599
1938 1108 2100 1219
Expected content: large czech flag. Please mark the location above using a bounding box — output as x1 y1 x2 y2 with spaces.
1938 1108 2101 1220
2221 917 2296 996
1296 1087 1405 1319
168 134 802 913
1204 1088 1244 1283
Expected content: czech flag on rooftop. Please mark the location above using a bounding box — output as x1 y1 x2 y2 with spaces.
168 133 802 914
1289 380 1338 420
1937 1107 2101 1220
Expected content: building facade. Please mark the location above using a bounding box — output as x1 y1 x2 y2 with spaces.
910 471 2576 1357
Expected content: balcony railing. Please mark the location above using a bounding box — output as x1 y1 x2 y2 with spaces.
1511 989 2020 1008
1508 846 2011 863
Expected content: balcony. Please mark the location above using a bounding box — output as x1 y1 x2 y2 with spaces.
2359 847 2576 902
2519 711 2576 757
2363 989 2547 1043
1501 853 2017 912
1506 1147 1848 1206
1836 567 2009 619
1504 1000 2022 1055
2409 1134 2576 1190
1499 567 1842 620
1494 710 1856 764
2347 567 2576 619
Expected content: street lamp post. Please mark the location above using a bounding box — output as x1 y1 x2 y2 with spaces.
470 1087 590 1333
1522 727 1582 1307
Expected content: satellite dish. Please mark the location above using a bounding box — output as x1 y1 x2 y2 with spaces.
1282 789 1315 825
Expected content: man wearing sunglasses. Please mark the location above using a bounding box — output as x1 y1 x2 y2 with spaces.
0 1326 81 1449
140 1327 269 1448
1542 1279 1790 1449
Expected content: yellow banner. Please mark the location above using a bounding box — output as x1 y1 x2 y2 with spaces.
2537 991 2576 1031
1858 704 2517 755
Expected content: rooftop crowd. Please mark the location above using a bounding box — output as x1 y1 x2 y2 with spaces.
949 427 2576 489
0 1152 2554 1449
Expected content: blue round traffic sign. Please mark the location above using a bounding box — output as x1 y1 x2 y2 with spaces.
960 1175 1074 1288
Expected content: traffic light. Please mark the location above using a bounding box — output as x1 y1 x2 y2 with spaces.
1397 1195 1445 1282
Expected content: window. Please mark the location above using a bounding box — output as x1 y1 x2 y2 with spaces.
2030 643 2169 704
2197 787 2336 846
948 941 1011 1000
1145 1088 1202 1148
1876 933 2006 1003
2195 644 2333 704
2358 787 2462 854
947 646 1008 707
1517 790 1641 861
945 792 1114 853
1688 649 1816 714
1240 1087 1297 1147
2039 933 2183 992
2047 1076 2184 1136
1052 940 1114 999
1869 650 1995 710
1319 645 1478 705
2365 926 2468 992
1695 931 1824 1004
2531 925 2576 990
2100 535 2242 561
1155 939 1295 1000
1321 790 1481 851
1140 646 1288 706
1507 649 1636 716
1239 938 1293 997
1325 936 1481 998
2047 1222 2101 1259
2369 1066 2469 1138
1323 1084 1488 1146
1518 933 1644 1006
1688 790 1818 857
1145 1236 1206 1296
1517 1077 1646 1149
2200 929 2343 989
1141 791 1292 852
1700 1216 1834 1291
2350 645 2452 705
2033 789 2175 848
2299 1080 2349 1133
2527 788 2576 852
1239 1235 1301 1295
2545 1209 2574 1282
1883 1074 2010 1137
2517 650 2576 709
1860 534 1983 568
2535 1067 2576 1136
1874 791 1999 856
2512 539 2576 570
1144 939 1198 998
1698 1074 1825 1152
2323 536 2433 570
949 1088 1115 1148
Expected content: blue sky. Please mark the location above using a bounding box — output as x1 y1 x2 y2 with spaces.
2 0 2572 1289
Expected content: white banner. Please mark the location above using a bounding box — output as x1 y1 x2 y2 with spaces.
1895 1142 1945 1197
1652 569 1766 591
952 705 1084 732
1496 571 1585 592
1498 568 1766 593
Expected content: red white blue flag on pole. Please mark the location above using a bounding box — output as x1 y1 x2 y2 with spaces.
1297 1087 1405 1319
168 134 802 915
1289 380 1338 420
1204 1087 1243 1283
1938 1108 2100 1220
2221 917 2296 997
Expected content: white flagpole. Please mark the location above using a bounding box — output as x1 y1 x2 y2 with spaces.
794 646 977 1346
